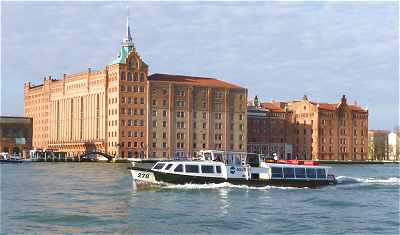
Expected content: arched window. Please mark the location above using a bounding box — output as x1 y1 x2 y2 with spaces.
127 72 132 81
129 58 136 69
133 72 138 81
140 73 145 82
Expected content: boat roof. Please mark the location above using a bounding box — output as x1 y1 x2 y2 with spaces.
266 163 331 169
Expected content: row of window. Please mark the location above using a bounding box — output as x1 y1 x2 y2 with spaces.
123 108 145 116
120 85 145 93
121 97 145 104
271 167 326 179
154 163 222 174
120 72 146 82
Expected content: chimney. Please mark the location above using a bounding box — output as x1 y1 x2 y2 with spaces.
341 94 347 104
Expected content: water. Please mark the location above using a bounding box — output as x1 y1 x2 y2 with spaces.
1 163 399 234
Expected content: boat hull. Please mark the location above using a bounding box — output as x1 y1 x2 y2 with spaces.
131 167 336 188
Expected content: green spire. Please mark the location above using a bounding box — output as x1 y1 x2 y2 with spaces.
254 95 260 107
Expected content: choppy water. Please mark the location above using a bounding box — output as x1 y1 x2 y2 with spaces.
1 163 399 234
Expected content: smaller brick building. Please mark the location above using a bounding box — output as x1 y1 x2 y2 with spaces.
0 116 33 157
247 101 294 159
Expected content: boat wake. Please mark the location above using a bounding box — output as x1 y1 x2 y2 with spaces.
163 182 307 190
336 176 400 186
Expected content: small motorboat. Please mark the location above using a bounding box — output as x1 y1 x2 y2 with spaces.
0 153 23 163
130 150 337 188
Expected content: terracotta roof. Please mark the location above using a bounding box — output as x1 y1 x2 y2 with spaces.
314 102 338 111
348 104 368 112
260 102 286 113
311 102 367 112
148 73 243 89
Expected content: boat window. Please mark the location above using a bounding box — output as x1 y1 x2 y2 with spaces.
214 153 222 162
234 155 243 165
201 165 214 173
165 164 173 170
185 165 199 173
226 154 234 165
283 168 295 178
306 168 316 178
271 167 283 178
246 153 260 167
153 163 165 170
174 164 183 172
295 168 306 178
216 166 221 173
317 169 326 179
204 152 212 160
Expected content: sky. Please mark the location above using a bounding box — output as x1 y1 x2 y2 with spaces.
1 1 398 130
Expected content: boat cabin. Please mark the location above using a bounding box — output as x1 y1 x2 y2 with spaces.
198 150 260 167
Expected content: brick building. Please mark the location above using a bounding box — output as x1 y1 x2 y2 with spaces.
148 74 247 159
368 130 389 161
287 95 368 160
247 101 293 159
24 17 246 159
0 116 33 157
247 95 369 161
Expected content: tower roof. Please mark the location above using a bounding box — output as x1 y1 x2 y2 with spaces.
110 16 135 65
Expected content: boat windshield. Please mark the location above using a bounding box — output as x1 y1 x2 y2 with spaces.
204 152 213 161
214 153 222 161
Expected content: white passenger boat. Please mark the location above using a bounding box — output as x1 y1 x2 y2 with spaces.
130 150 337 188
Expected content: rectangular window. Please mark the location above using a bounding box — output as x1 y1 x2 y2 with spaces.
306 168 316 178
295 168 306 178
185 165 199 173
216 166 221 173
165 164 174 170
283 168 295 178
317 169 326 179
271 167 283 178
201 165 214 173
174 164 183 172
153 163 165 170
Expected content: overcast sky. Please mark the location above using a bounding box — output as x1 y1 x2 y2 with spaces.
1 1 398 130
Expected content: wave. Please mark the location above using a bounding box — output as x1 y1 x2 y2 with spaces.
336 176 400 185
163 182 306 190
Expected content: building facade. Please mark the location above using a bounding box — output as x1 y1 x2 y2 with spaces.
368 130 389 161
24 18 246 159
286 95 368 161
147 74 247 159
0 116 33 157
247 102 293 159
388 130 399 161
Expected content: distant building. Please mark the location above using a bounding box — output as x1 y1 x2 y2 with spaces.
247 102 293 159
148 74 247 159
0 116 32 157
388 131 399 161
287 95 368 161
368 130 390 161
247 95 369 161
23 17 246 159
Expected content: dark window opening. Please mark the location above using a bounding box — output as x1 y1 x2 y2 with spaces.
185 165 199 173
201 165 214 174
295 168 306 178
165 164 173 170
271 167 283 178
283 168 295 178
174 164 183 172
153 163 165 170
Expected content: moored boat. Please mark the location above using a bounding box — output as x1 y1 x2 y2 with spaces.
130 150 337 188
